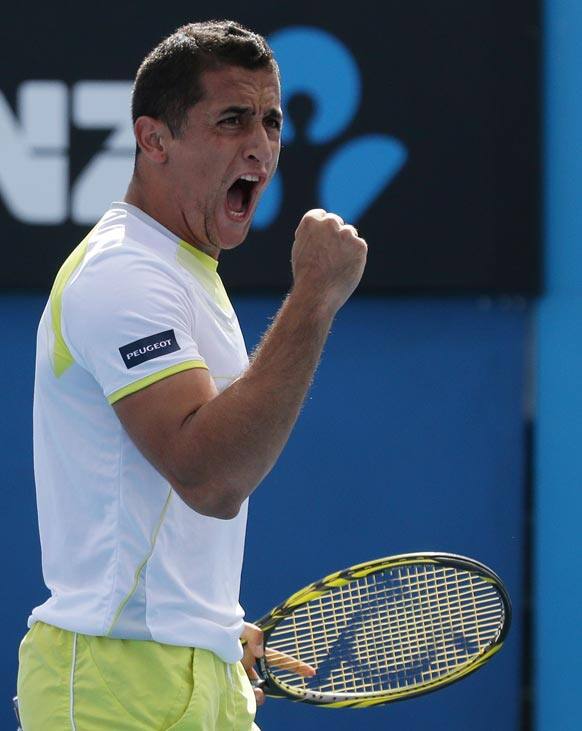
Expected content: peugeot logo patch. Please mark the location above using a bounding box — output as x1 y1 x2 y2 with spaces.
119 329 180 369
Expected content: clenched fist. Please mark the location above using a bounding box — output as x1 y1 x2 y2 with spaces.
291 209 367 316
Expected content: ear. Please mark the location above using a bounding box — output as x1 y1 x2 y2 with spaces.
134 116 169 163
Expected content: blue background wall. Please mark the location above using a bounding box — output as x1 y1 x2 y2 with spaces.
1 294 527 730
536 2 582 729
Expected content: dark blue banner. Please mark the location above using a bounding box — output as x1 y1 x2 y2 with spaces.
0 1 539 294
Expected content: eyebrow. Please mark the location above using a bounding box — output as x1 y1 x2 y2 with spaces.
218 105 283 121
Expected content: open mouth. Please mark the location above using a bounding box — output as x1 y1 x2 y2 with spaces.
225 174 261 221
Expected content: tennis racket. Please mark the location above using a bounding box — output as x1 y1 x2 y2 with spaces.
253 552 511 707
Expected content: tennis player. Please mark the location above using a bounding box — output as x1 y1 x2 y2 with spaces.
16 20 367 731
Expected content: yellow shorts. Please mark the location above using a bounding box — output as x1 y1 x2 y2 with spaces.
17 622 260 731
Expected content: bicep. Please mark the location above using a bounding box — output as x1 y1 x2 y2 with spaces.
113 367 219 488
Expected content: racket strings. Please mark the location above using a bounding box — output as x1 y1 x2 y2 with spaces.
265 564 504 696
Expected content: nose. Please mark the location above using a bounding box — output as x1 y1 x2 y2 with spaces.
243 121 276 167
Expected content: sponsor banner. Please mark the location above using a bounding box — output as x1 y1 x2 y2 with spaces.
0 1 540 293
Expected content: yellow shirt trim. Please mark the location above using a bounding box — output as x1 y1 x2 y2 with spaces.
106 488 173 636
177 241 233 315
49 234 91 377
179 239 219 272
107 360 208 405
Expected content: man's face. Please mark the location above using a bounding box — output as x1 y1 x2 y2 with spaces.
164 65 282 254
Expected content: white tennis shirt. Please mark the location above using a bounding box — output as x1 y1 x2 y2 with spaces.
30 202 250 663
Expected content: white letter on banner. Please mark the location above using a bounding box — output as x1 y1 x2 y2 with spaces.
0 81 68 224
71 81 135 224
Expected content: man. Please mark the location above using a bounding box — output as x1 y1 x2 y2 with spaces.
17 20 366 731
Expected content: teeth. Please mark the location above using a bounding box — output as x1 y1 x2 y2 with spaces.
239 174 259 182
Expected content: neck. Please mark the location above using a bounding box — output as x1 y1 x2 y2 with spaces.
124 168 220 261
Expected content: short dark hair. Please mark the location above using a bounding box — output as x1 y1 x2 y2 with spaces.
132 20 277 140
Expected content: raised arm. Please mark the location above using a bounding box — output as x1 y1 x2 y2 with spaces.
114 210 367 519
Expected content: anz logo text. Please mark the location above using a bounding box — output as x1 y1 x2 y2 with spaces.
0 27 407 227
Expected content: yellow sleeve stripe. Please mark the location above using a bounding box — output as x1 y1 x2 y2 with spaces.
107 360 208 405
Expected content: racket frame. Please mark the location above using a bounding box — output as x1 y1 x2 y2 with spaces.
254 552 511 707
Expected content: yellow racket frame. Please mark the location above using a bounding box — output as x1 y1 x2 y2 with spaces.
254 552 511 707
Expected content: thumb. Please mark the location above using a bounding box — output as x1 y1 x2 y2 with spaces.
241 622 264 658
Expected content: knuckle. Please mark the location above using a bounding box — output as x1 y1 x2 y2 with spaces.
324 217 342 232
301 210 322 228
306 208 325 221
327 213 344 225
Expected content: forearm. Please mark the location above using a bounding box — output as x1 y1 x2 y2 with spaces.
174 286 334 517
115 210 366 518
